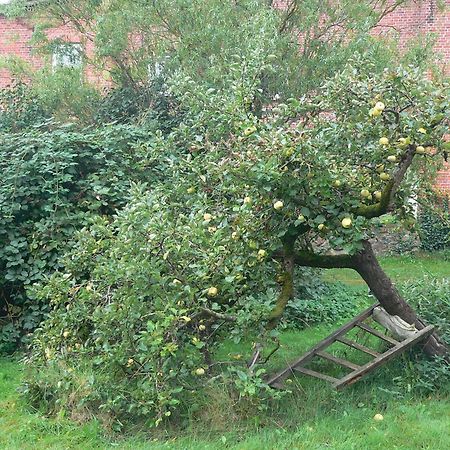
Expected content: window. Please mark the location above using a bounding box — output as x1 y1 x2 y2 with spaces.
52 43 83 71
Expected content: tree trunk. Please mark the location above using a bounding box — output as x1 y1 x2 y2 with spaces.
353 240 448 358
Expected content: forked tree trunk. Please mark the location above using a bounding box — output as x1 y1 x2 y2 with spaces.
353 241 448 358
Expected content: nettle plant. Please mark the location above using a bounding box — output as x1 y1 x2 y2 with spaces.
27 61 449 426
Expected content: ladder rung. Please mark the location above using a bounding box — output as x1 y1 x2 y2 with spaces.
316 351 360 370
356 322 399 345
336 337 380 357
293 366 338 383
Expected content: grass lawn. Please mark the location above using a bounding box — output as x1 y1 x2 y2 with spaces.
323 251 450 286
0 252 449 449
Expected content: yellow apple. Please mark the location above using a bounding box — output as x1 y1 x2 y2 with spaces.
341 217 352 228
243 196 252 205
374 101 385 111
231 231 239 240
418 127 427 134
273 200 284 210
63 331 70 339
258 249 267 258
379 172 390 181
333 180 342 187
379 137 389 146
199 324 206 331
297 214 306 222
244 126 257 136
416 145 425 154
373 413 384 421
369 108 382 117
374 191 382 200
203 213 212 222
360 189 371 198
195 367 205 376
318 223 325 231
387 155 397 163
172 279 182 285
207 286 218 297
376 164 385 173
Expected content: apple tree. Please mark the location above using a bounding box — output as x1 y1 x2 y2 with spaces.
26 57 448 425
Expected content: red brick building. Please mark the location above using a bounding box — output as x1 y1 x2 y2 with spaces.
1 1 449 190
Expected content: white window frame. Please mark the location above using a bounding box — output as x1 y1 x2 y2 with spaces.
52 43 83 71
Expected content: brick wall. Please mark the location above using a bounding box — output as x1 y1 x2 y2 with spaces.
0 16 102 87
375 0 450 66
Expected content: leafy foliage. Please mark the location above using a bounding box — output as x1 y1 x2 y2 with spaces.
283 282 368 328
0 124 160 352
418 196 450 251
0 82 49 132
388 278 450 394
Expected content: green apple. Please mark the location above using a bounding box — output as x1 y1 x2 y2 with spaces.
244 126 257 136
273 200 284 210
341 217 352 228
207 286 218 297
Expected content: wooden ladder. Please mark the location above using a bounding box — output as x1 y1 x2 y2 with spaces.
267 303 434 390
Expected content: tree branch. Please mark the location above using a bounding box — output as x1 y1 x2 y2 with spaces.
293 250 355 269
199 307 236 322
356 144 417 218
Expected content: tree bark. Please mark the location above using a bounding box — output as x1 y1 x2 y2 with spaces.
353 240 448 358
289 241 448 358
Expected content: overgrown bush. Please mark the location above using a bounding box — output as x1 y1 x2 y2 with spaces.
283 281 368 327
0 82 49 132
418 196 449 251
0 124 161 352
95 80 184 133
389 278 450 394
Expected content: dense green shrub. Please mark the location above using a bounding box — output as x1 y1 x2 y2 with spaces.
418 197 449 252
0 82 49 132
95 80 184 133
0 124 161 352
283 281 368 327
385 278 450 394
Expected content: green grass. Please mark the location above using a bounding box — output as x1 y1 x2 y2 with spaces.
2 341 450 449
1 252 449 449
323 252 450 286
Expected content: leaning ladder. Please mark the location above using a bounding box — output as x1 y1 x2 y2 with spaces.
267 303 434 390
